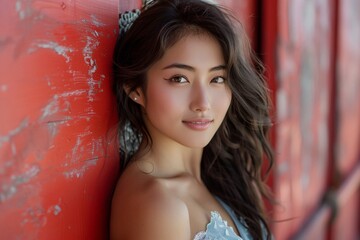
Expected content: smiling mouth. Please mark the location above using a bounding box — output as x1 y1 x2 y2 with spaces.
182 120 214 130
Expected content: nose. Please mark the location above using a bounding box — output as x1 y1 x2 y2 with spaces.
190 83 210 112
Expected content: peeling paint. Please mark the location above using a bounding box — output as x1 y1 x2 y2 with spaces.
0 165 40 202
46 117 72 137
59 90 87 97
1 0 119 237
83 35 101 102
92 30 100 38
47 204 62 216
70 136 82 163
21 206 47 228
0 185 17 203
29 41 74 63
63 158 98 179
40 95 60 120
15 0 45 23
15 0 27 20
90 14 106 27
0 119 29 147
91 139 103 156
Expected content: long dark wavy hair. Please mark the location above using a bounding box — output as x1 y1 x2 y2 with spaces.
113 0 274 239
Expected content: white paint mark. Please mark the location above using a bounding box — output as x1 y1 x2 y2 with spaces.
71 136 82 163
63 158 98 179
11 166 40 184
46 116 72 138
11 165 40 184
29 41 74 63
59 90 87 97
91 138 103 156
0 165 40 202
15 0 25 20
0 119 29 147
83 36 101 102
40 95 59 120
90 14 106 27
47 204 62 216
0 185 17 203
21 206 47 227
92 30 99 38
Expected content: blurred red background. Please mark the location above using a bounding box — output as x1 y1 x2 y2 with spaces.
0 0 359 239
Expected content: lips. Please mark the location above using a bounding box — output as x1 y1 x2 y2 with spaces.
182 119 214 130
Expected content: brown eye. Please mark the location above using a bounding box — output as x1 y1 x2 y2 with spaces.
165 75 189 83
211 76 225 84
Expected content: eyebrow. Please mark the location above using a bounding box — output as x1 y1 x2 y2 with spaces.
162 63 226 72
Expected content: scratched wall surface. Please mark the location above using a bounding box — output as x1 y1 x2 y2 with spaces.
271 0 334 239
332 0 360 239
0 0 119 239
335 0 360 180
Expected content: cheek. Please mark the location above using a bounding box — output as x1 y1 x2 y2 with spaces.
144 85 184 116
212 88 232 113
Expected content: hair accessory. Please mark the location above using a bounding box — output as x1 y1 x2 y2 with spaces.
119 0 155 35
119 9 141 36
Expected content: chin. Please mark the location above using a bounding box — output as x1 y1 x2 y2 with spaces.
182 138 213 149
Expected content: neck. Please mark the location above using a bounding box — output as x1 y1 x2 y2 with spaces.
135 139 203 182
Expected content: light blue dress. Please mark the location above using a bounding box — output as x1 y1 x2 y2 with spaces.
193 197 268 240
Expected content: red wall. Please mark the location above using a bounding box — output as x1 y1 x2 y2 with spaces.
0 0 119 239
271 0 334 237
262 0 360 239
0 0 359 239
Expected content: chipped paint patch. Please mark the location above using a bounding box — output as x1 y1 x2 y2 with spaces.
83 36 101 102
91 139 103 156
0 119 29 147
21 205 47 228
47 204 62 216
0 165 40 202
83 36 99 74
15 0 27 20
63 157 98 179
29 41 74 63
90 14 106 27
70 136 82 163
40 95 60 120
46 116 72 137
59 90 87 97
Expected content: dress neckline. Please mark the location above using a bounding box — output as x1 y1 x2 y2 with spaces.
193 211 243 240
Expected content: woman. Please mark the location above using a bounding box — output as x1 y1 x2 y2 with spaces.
111 0 274 239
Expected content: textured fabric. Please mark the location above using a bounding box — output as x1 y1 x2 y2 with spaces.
193 211 243 240
193 197 252 240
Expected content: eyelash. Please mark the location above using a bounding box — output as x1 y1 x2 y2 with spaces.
165 75 188 83
211 76 226 84
164 75 226 84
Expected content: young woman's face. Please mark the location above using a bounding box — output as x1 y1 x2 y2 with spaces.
136 33 232 148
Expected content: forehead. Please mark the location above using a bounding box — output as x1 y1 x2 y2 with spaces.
153 33 225 69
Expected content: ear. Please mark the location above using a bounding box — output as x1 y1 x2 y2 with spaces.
123 85 145 107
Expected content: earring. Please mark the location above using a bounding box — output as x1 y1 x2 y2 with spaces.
133 97 138 101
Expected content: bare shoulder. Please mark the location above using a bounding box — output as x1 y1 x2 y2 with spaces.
110 165 191 240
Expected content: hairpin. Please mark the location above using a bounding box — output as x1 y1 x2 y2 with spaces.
119 9 141 36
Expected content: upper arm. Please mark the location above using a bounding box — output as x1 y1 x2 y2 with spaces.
110 182 191 240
